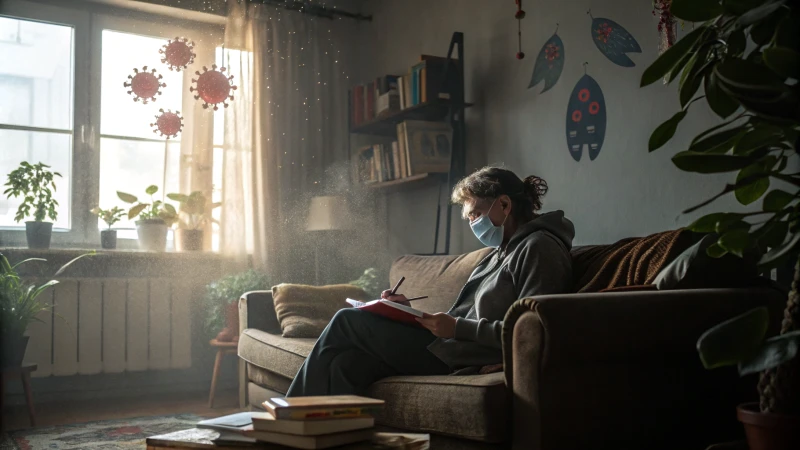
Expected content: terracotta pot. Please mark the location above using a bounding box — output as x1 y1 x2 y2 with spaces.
737 402 800 450
215 300 240 342
101 229 117 249
1 335 29 368
25 221 52 249
175 229 203 252
135 219 168 252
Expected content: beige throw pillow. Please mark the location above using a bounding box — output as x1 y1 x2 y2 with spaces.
272 283 370 338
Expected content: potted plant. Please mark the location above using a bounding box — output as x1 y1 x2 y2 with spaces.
641 0 799 447
349 268 384 299
203 270 270 342
3 162 62 249
90 206 125 249
117 185 178 252
0 252 91 367
166 191 221 252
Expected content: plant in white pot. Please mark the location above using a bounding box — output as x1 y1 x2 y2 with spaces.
167 191 220 252
90 206 125 249
117 185 178 252
3 162 62 249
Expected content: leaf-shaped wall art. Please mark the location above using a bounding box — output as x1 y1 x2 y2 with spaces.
590 15 641 67
566 73 606 161
528 31 565 93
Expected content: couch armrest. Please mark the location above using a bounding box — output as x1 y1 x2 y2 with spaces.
502 287 785 450
239 290 281 335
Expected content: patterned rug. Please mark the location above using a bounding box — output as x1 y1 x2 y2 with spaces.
0 413 203 449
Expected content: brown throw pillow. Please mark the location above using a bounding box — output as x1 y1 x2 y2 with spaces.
272 284 371 338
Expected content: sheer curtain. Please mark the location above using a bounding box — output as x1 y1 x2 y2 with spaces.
220 0 351 280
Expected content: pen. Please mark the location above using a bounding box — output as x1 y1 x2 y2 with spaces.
390 276 405 295
405 296 428 302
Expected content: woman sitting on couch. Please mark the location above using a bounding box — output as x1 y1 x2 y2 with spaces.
286 167 575 397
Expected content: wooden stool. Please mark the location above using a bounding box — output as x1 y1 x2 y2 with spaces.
1 363 37 427
208 339 238 408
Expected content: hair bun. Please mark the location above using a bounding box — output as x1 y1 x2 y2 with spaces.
523 175 548 211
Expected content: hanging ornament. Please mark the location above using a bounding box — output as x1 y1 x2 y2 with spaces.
123 66 166 103
150 109 183 139
159 36 196 72
587 10 642 67
515 0 526 59
565 63 606 162
190 64 238 110
528 24 564 93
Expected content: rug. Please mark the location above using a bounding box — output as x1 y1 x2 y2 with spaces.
0 413 203 449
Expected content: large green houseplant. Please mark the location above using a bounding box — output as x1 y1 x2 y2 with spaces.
118 185 178 252
3 162 62 249
641 0 799 447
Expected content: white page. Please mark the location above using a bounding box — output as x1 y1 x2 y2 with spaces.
345 298 424 317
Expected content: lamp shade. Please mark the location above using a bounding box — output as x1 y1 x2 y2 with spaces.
306 196 352 231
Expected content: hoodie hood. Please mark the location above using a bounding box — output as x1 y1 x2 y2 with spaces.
507 210 575 251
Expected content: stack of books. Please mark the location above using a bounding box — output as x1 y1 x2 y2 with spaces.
198 395 384 449
397 55 456 110
351 75 400 127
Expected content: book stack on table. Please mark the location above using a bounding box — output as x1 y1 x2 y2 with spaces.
198 395 420 449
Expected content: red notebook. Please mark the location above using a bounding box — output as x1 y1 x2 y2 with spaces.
345 298 425 327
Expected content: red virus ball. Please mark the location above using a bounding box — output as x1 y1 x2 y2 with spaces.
160 37 196 71
516 51 525 60
190 64 238 110
123 66 166 104
150 109 184 139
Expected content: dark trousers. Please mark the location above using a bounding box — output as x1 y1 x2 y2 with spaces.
286 308 451 397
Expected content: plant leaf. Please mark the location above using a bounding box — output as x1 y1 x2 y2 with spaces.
759 231 800 267
117 192 138 204
763 189 794 212
641 26 708 87
736 0 785 28
733 126 784 154
735 164 770 205
756 220 789 248
697 307 770 370
706 242 729 258
689 125 747 153
671 0 724 22
128 203 148 220
719 228 751 257
705 71 740 118
688 212 746 233
145 185 159 195
672 151 757 173
53 251 94 277
738 330 800 375
649 111 688 152
762 47 800 79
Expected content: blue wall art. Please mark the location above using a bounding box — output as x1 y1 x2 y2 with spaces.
566 72 606 161
528 28 564 93
588 12 641 67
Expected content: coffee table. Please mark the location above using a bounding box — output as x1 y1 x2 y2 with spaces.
146 428 429 449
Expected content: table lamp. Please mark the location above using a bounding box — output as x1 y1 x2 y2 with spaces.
306 196 352 285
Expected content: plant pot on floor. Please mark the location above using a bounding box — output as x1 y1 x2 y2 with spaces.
175 229 203 252
737 402 800 450
136 219 168 252
1 335 29 368
25 221 52 249
100 229 117 249
215 301 240 342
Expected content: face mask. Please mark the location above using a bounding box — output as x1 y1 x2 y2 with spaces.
469 199 509 248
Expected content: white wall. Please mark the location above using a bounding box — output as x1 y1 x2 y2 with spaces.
358 0 769 255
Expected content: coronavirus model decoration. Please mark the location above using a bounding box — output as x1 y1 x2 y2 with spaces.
150 109 183 139
159 36 196 71
123 66 166 103
190 64 238 110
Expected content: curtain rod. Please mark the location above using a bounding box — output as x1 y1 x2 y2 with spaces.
247 0 372 22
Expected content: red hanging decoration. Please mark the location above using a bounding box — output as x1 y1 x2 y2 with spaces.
150 109 183 139
653 1 678 55
515 0 526 59
123 66 166 104
159 37 196 72
190 64 238 110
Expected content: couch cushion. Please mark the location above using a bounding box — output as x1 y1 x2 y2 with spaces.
272 283 369 338
238 328 314 379
248 364 293 394
368 372 509 443
389 248 493 314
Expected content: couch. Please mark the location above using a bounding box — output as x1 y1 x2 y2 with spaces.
237 245 785 450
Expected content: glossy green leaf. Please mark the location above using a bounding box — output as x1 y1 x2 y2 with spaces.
756 220 789 248
145 185 159 196
705 72 741 118
649 111 688 152
691 115 747 145
718 219 753 235
641 26 708 87
723 0 768 16
719 228 752 256
689 125 747 153
737 0 785 28
759 231 800 267
128 203 149 220
689 213 740 232
680 57 710 107
706 242 729 258
763 189 794 212
116 191 138 204
763 47 800 79
735 164 770 205
734 127 783 155
673 151 757 173
697 307 769 370
739 330 800 375
715 59 786 94
671 0 724 22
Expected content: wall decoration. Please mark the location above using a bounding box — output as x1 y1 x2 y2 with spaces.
190 64 238 110
151 109 184 139
514 0 526 59
566 65 606 161
160 37 196 72
528 25 564 93
124 66 166 103
587 10 641 67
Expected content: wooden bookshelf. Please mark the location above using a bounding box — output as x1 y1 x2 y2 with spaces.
351 99 473 137
364 172 447 193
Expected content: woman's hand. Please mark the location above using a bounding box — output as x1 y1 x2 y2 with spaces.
381 289 409 306
416 313 456 339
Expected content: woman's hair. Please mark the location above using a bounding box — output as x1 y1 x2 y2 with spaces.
451 167 548 222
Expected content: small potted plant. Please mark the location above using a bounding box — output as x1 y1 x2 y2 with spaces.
0 252 92 367
117 185 178 252
3 162 62 249
203 270 270 342
167 191 221 252
90 206 125 249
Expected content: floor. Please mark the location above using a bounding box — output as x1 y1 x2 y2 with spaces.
1 387 241 431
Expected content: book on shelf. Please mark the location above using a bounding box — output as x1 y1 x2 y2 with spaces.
350 74 400 127
397 120 452 175
355 142 407 185
252 413 375 436
345 298 425 328
264 395 385 421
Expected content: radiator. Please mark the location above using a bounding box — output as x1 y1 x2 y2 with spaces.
23 278 193 377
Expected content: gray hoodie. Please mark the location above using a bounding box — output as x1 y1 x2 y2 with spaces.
427 210 575 369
